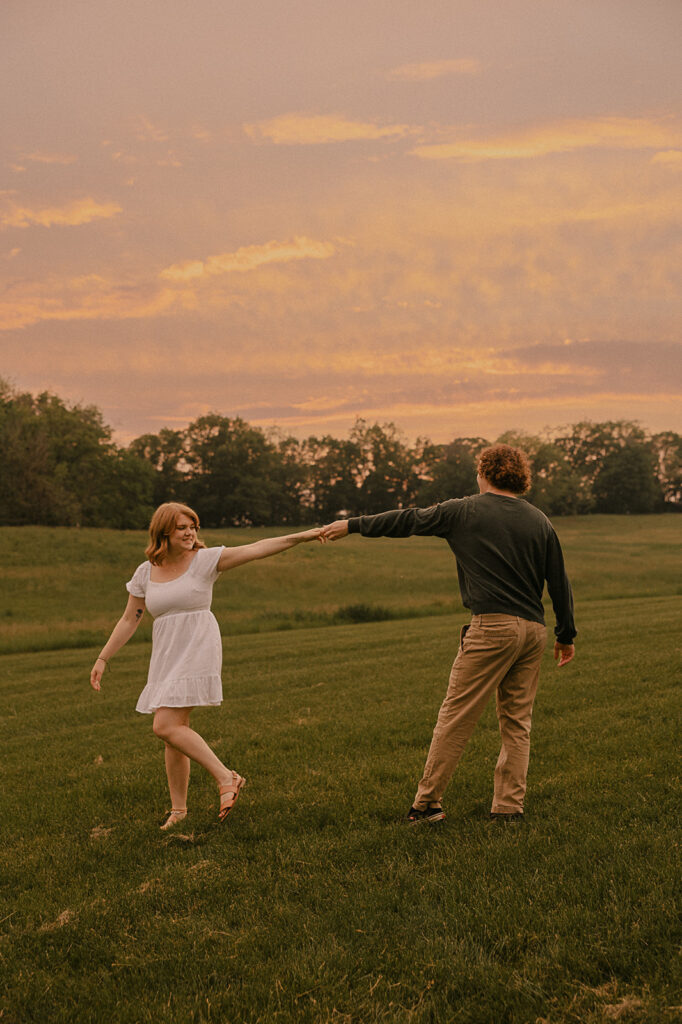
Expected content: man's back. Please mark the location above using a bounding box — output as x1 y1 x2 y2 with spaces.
349 493 575 643
326 442 576 822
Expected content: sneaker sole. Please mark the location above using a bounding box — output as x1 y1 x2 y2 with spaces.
408 811 446 825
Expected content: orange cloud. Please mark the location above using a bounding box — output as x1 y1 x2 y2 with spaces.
0 197 122 229
387 58 481 80
190 125 213 142
134 115 170 143
160 237 338 282
651 150 682 165
0 274 176 330
244 113 412 145
412 116 682 161
1 236 339 329
21 151 78 165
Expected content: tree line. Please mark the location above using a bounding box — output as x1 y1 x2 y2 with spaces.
1 379 680 529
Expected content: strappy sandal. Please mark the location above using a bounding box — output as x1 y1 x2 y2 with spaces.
160 808 188 831
218 773 245 822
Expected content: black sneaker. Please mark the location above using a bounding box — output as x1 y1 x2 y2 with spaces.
407 805 445 825
489 811 524 822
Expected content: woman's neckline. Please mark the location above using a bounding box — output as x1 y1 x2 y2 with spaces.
149 551 198 584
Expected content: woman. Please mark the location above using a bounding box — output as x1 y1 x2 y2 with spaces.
90 502 324 830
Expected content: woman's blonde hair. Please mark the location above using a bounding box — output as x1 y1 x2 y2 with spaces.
145 502 206 565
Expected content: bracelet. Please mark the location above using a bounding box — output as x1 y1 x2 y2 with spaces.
96 656 108 664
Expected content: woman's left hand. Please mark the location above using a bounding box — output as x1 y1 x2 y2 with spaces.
300 527 327 544
90 659 106 691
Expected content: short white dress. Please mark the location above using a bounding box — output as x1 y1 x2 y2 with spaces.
126 546 225 714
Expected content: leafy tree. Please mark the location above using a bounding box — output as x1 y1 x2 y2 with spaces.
85 450 156 529
416 437 488 505
0 383 78 524
301 434 365 520
32 391 116 525
554 420 654 512
0 380 150 526
1 378 679 526
128 428 187 506
528 443 585 516
351 419 414 514
266 431 311 524
592 441 663 514
652 432 682 508
182 414 298 527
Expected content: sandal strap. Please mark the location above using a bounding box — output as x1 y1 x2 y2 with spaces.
219 773 243 797
218 774 245 819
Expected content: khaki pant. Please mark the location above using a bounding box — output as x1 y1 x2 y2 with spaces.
414 614 547 814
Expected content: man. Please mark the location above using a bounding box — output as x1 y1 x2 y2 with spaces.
322 444 576 824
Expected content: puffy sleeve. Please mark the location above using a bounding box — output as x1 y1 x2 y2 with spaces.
126 561 150 598
194 546 224 582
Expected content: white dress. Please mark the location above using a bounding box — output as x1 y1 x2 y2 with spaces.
126 546 225 714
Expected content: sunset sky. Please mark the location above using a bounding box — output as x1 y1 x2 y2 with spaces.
1 0 681 444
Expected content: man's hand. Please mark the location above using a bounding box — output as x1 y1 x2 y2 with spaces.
554 642 575 667
321 520 349 542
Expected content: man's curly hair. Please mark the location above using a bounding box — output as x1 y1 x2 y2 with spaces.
477 444 532 495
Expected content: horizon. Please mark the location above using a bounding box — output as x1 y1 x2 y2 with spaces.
4 372 678 450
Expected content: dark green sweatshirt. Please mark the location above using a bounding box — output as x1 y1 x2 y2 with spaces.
348 493 576 644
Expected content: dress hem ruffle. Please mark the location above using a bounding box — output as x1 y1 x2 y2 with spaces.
135 673 223 715
136 698 222 715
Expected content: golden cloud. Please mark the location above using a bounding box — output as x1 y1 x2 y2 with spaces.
160 237 338 282
244 113 412 145
651 150 682 165
339 392 682 423
0 274 176 330
21 152 78 165
412 116 682 161
387 58 481 81
134 115 170 143
1 236 339 329
0 197 122 229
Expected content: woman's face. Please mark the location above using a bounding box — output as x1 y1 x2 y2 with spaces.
168 514 197 554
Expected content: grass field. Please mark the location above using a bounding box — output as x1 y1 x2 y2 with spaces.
1 517 680 1023
1 515 680 654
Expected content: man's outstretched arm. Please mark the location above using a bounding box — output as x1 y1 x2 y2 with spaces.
323 503 456 542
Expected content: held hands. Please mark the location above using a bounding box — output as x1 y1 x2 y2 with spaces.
299 527 328 544
554 642 575 668
320 520 349 542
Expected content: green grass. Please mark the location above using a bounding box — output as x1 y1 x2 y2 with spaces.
0 519 680 1022
1 515 681 655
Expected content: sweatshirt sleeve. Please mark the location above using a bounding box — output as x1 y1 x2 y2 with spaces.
545 529 576 644
347 502 457 539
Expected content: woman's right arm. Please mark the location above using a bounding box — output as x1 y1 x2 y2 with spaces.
90 595 146 691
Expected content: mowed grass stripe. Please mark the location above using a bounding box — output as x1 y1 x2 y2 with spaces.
1 515 681 655
1 595 680 1023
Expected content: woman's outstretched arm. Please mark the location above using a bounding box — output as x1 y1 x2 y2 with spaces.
218 527 325 573
90 594 146 691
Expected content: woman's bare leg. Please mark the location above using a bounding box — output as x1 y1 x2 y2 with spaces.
153 707 233 785
165 741 191 809
156 708 191 829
